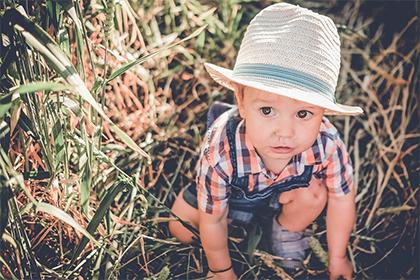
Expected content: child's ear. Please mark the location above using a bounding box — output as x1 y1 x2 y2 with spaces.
233 83 246 118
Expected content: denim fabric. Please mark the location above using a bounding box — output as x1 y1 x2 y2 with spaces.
183 102 313 224
206 101 236 129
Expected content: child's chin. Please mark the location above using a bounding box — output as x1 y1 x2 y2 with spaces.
273 154 293 160
267 152 294 161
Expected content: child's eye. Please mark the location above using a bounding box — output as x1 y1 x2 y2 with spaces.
260 107 274 116
296 110 313 119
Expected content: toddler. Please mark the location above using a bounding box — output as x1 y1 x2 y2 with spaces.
169 3 362 280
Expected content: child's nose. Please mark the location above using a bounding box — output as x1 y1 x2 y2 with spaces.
274 123 294 139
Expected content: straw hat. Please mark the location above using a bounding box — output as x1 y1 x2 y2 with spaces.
204 3 363 115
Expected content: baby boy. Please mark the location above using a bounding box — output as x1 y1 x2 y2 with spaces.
169 3 362 280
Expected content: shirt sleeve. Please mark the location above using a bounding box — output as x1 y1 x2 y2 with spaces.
324 136 354 196
196 153 230 215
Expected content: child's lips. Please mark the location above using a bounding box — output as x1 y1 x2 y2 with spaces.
270 146 293 154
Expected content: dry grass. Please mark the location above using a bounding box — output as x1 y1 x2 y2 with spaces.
0 0 418 279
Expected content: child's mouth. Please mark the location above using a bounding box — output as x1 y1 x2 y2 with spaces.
271 146 293 154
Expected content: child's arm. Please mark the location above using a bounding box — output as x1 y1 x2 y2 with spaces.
326 188 355 280
321 126 356 279
199 207 237 279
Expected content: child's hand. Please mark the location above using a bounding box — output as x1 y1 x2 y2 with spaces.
328 256 353 280
207 268 238 280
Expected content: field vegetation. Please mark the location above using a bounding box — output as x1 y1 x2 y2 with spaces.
0 0 418 279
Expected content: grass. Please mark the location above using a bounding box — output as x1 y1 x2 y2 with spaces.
0 0 418 279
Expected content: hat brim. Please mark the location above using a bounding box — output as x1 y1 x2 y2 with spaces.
204 63 363 116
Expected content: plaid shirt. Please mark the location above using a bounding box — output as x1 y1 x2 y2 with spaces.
196 112 354 215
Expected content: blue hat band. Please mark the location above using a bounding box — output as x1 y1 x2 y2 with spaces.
233 63 336 102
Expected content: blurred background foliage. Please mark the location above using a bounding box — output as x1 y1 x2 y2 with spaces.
0 0 418 279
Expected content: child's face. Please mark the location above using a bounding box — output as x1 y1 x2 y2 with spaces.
235 86 325 168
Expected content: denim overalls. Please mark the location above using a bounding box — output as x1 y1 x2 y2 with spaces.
183 102 313 224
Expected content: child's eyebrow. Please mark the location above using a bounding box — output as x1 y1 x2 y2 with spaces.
298 104 325 111
253 97 277 103
300 105 319 109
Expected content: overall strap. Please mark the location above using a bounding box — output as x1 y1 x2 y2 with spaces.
225 116 249 188
205 101 248 187
206 101 236 129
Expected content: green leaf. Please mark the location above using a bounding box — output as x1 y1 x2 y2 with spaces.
79 121 91 215
156 266 170 280
196 30 206 50
69 181 127 267
4 8 150 161
58 28 71 58
0 93 13 119
52 118 65 169
107 25 207 81
246 224 262 264
80 156 91 214
36 202 100 246
11 81 72 94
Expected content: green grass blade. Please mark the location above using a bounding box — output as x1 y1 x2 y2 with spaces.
62 1 85 77
69 181 127 267
80 157 91 214
51 118 65 170
4 8 150 160
0 93 13 119
36 202 100 246
246 224 262 264
107 24 207 81
10 81 72 94
78 120 92 215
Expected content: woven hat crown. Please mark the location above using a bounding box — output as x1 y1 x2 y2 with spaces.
204 2 363 115
233 3 341 102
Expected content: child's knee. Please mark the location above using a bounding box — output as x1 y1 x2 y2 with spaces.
278 177 327 207
303 177 327 208
280 177 327 208
168 189 199 244
168 219 194 244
